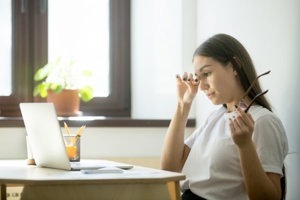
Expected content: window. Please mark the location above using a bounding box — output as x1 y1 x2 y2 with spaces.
0 0 130 117
48 0 110 97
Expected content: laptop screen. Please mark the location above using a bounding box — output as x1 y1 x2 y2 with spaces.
20 103 72 170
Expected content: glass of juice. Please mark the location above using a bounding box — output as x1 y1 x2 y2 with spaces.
64 136 80 162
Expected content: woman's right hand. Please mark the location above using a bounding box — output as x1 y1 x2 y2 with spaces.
176 72 199 104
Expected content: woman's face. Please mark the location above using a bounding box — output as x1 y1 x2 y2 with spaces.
193 55 244 109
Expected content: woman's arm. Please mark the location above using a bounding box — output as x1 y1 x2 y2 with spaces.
230 107 281 200
161 73 198 172
238 141 281 200
160 102 191 172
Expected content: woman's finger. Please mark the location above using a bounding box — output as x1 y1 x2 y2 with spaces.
229 117 240 132
236 106 252 126
182 72 188 81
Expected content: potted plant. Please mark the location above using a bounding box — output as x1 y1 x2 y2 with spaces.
33 57 94 116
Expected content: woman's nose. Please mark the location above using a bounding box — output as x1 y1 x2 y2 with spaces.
199 79 209 91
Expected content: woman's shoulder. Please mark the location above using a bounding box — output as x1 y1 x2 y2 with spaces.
250 105 285 131
251 105 289 158
249 105 280 121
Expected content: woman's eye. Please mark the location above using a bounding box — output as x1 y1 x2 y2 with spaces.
202 72 211 78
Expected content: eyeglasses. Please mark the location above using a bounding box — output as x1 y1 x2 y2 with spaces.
239 70 271 113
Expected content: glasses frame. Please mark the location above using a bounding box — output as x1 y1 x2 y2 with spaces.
239 70 271 113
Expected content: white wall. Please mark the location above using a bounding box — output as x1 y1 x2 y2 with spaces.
195 0 300 199
131 0 197 119
0 127 194 160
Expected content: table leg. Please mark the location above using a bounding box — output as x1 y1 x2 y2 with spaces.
167 181 181 200
1 184 7 200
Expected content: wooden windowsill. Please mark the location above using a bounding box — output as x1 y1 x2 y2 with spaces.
0 116 196 128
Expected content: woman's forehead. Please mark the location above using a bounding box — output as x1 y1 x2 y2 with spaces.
193 56 217 71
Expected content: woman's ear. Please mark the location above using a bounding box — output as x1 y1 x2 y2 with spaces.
233 70 238 76
232 56 241 76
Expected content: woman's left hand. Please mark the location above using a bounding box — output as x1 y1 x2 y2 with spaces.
229 106 255 148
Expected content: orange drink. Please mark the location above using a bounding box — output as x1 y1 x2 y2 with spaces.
64 136 80 162
66 145 78 161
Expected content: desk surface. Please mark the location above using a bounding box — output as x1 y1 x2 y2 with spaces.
0 159 185 184
0 160 185 200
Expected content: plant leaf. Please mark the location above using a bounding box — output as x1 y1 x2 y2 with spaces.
33 83 48 97
80 86 94 102
51 84 64 93
34 64 50 81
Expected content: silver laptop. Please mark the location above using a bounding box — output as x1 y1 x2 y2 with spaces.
19 102 133 171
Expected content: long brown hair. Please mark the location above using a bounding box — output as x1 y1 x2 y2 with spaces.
193 33 286 199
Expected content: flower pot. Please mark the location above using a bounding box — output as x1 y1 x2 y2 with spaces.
47 89 81 116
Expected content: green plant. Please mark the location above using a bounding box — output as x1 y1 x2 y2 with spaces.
33 57 94 102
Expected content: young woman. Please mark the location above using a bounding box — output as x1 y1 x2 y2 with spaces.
161 34 288 200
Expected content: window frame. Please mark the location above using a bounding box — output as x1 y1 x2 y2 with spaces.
0 0 131 117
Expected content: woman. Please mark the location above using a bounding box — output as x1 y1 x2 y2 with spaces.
161 34 288 200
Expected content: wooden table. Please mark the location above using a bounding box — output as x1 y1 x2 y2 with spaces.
0 160 185 200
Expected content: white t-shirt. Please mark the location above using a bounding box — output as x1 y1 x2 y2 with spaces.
181 105 289 200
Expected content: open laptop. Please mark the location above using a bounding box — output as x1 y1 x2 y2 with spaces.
19 102 133 171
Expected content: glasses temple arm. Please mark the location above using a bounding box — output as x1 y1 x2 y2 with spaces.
241 70 271 99
244 89 269 113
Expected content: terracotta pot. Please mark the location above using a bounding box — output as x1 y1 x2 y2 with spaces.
47 89 80 116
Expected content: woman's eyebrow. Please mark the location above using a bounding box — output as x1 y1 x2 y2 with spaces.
196 65 212 72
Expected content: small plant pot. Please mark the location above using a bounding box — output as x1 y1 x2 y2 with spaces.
47 89 81 116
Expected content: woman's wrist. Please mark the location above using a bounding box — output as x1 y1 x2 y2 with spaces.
236 139 255 152
177 101 192 110
176 102 192 118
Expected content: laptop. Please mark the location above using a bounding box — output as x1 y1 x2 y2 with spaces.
19 102 133 171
